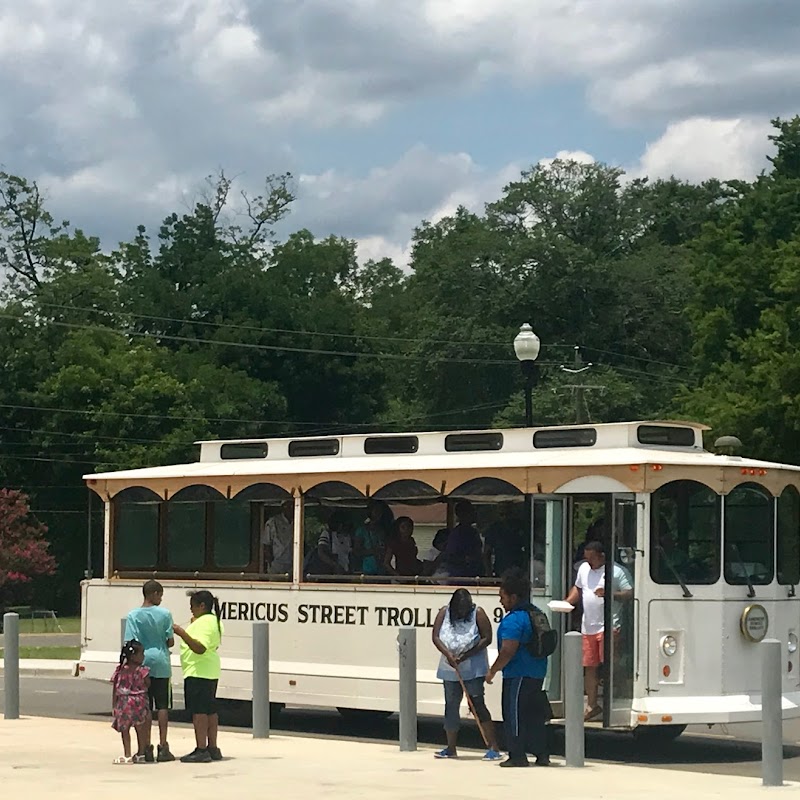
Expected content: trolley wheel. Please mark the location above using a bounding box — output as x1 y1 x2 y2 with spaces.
270 702 286 720
336 707 393 720
632 724 687 743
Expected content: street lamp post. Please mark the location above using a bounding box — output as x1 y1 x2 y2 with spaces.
513 322 540 427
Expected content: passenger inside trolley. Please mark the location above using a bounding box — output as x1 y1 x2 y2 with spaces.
383 516 422 577
298 495 537 584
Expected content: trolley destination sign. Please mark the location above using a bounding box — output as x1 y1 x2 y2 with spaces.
217 599 443 628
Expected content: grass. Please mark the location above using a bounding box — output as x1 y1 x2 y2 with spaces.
13 617 80 635
0 646 80 660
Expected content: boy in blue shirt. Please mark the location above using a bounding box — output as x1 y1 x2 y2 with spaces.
125 580 175 762
486 568 550 767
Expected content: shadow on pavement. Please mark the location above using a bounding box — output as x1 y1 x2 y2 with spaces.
86 699 794 771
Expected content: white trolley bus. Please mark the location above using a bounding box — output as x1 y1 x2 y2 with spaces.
80 420 800 739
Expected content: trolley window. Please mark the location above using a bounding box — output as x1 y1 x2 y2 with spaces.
533 428 596 448
289 438 340 457
777 486 800 585
650 480 720 585
220 443 268 460
213 499 252 568
115 501 159 569
364 436 419 454
445 432 504 452
724 483 773 586
166 501 207 569
637 425 695 447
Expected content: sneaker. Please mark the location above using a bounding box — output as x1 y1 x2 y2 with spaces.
433 748 457 759
144 745 155 763
208 746 223 761
180 748 212 763
482 749 503 761
535 755 551 767
499 758 530 768
157 744 175 763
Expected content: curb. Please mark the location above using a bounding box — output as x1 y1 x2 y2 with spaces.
0 661 79 678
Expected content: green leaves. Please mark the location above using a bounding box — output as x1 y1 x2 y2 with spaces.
679 118 800 460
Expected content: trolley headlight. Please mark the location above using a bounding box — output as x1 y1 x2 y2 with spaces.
789 633 798 654
661 635 678 657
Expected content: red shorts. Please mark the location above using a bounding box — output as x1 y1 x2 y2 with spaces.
582 630 620 667
582 632 605 667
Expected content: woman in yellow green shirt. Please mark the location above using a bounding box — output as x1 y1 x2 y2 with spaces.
173 590 223 763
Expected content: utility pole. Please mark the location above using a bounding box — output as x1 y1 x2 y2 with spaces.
559 346 604 424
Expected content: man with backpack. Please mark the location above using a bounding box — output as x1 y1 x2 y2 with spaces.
486 567 554 768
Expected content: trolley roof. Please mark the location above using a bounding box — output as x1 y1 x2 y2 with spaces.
83 421 799 487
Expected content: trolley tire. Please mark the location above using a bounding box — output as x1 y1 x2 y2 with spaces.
336 707 393 720
632 724 687 743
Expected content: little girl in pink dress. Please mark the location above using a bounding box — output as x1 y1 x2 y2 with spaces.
111 639 151 764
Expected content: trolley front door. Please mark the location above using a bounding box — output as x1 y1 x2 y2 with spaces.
530 497 566 703
604 494 638 727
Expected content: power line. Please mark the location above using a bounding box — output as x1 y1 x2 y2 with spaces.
0 401 286 426
30 509 104 514
608 364 689 385
0 424 196 445
2 485 90 489
582 345 690 371
0 311 546 366
37 302 555 350
0 398 513 433
37 302 580 352
0 454 126 466
296 401 510 436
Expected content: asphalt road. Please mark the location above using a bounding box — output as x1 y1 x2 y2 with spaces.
2 675 799 779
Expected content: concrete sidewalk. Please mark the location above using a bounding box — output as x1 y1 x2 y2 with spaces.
0 716 790 799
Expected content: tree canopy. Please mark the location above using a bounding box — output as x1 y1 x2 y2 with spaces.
2 116 799 611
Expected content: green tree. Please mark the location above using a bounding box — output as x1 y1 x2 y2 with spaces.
680 117 800 460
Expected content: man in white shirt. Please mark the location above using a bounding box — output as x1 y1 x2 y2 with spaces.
565 540 632 721
262 501 294 576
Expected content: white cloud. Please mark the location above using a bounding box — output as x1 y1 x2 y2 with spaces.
292 146 522 267
633 117 773 182
538 150 596 169
357 236 412 270
0 0 797 268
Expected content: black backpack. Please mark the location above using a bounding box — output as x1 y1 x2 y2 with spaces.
524 604 558 658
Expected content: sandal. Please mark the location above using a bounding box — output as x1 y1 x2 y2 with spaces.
132 754 148 764
113 756 134 765
584 706 603 722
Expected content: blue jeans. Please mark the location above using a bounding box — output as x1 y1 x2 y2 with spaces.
443 677 490 732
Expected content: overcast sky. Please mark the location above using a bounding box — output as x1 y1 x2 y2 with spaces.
2 0 799 265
